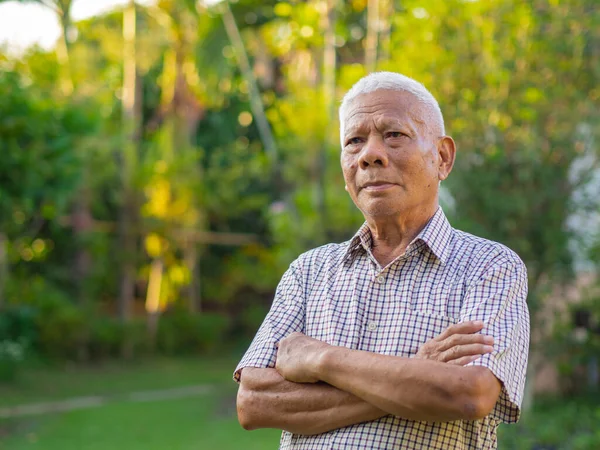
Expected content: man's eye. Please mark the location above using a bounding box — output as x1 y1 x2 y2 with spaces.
346 137 362 145
386 131 405 138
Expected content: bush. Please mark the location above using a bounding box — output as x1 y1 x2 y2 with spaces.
0 339 26 382
36 300 87 360
87 316 123 359
87 316 149 360
6 277 87 360
499 393 600 450
122 318 150 357
0 305 34 382
239 304 268 337
4 278 234 361
157 309 230 355
0 304 37 345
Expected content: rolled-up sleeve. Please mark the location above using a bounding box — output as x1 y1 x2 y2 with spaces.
460 257 530 423
233 261 306 383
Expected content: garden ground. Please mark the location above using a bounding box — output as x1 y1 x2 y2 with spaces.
0 356 280 449
0 356 598 449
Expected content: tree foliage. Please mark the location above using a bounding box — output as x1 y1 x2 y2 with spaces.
0 0 598 378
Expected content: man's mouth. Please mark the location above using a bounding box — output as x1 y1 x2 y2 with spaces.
362 182 396 191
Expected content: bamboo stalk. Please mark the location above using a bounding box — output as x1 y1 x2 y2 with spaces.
0 233 7 309
365 0 380 73
220 1 278 163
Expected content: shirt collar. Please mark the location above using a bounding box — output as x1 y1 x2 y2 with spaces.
343 207 454 265
415 207 453 265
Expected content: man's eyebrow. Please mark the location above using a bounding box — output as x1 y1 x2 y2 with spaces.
376 117 419 135
343 124 364 137
409 114 426 127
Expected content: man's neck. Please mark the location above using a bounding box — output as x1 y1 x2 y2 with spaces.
366 204 438 267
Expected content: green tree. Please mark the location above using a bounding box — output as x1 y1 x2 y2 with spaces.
0 71 95 306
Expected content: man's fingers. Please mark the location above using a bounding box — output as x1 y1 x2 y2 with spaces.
447 354 482 366
436 333 494 352
440 344 494 362
434 321 485 341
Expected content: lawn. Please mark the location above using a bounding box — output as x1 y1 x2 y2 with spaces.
0 356 281 449
3 356 598 449
0 356 240 407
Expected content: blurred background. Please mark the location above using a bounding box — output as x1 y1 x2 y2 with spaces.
0 0 599 448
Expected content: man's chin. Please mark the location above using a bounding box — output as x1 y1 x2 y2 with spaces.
360 203 403 218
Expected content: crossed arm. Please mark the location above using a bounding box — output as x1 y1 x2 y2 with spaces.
237 321 502 435
237 368 386 435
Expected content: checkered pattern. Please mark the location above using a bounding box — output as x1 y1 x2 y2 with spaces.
234 208 530 450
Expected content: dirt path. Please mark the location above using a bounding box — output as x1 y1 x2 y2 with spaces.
0 384 213 419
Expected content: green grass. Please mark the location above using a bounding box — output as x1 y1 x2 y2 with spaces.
0 356 239 407
0 355 281 449
0 392 280 450
498 392 600 450
3 356 599 449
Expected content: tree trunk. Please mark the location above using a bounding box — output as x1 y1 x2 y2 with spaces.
0 233 7 310
53 2 93 309
316 0 337 236
183 243 201 314
172 29 204 315
365 0 380 73
145 258 164 351
72 193 93 307
56 12 73 95
118 0 138 319
378 0 393 63
221 1 278 164
118 0 140 358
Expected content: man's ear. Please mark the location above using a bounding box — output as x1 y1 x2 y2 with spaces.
437 136 456 181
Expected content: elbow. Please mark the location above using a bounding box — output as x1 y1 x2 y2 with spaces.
236 385 259 430
461 398 492 421
460 367 501 421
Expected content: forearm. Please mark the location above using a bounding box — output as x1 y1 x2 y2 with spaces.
316 347 496 422
237 367 387 435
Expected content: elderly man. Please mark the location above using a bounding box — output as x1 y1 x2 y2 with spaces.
234 72 529 449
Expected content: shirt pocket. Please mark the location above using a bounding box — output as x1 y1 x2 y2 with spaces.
386 309 458 357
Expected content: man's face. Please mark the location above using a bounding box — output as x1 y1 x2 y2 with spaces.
341 89 451 219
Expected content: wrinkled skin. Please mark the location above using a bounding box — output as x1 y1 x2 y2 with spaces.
340 89 455 223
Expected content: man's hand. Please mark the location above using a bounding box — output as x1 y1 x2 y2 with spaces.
275 332 330 383
415 320 494 366
276 321 492 383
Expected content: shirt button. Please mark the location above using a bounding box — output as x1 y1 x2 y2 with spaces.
367 322 377 331
376 275 385 284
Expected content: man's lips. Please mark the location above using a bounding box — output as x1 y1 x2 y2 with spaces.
361 182 396 191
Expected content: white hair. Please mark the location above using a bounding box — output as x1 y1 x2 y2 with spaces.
339 72 445 146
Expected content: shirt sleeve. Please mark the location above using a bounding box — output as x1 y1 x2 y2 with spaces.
459 257 530 424
233 261 306 383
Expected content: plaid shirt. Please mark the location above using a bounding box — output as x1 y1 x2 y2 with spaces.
235 208 529 449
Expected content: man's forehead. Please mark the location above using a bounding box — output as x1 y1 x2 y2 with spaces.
343 90 425 132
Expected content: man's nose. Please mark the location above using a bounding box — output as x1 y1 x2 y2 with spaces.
359 136 388 169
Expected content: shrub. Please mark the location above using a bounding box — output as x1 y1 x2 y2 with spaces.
121 317 150 357
0 304 37 345
6 277 87 360
86 316 149 360
0 339 26 382
499 393 600 450
157 308 230 355
239 304 268 337
35 300 87 360
87 316 123 359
